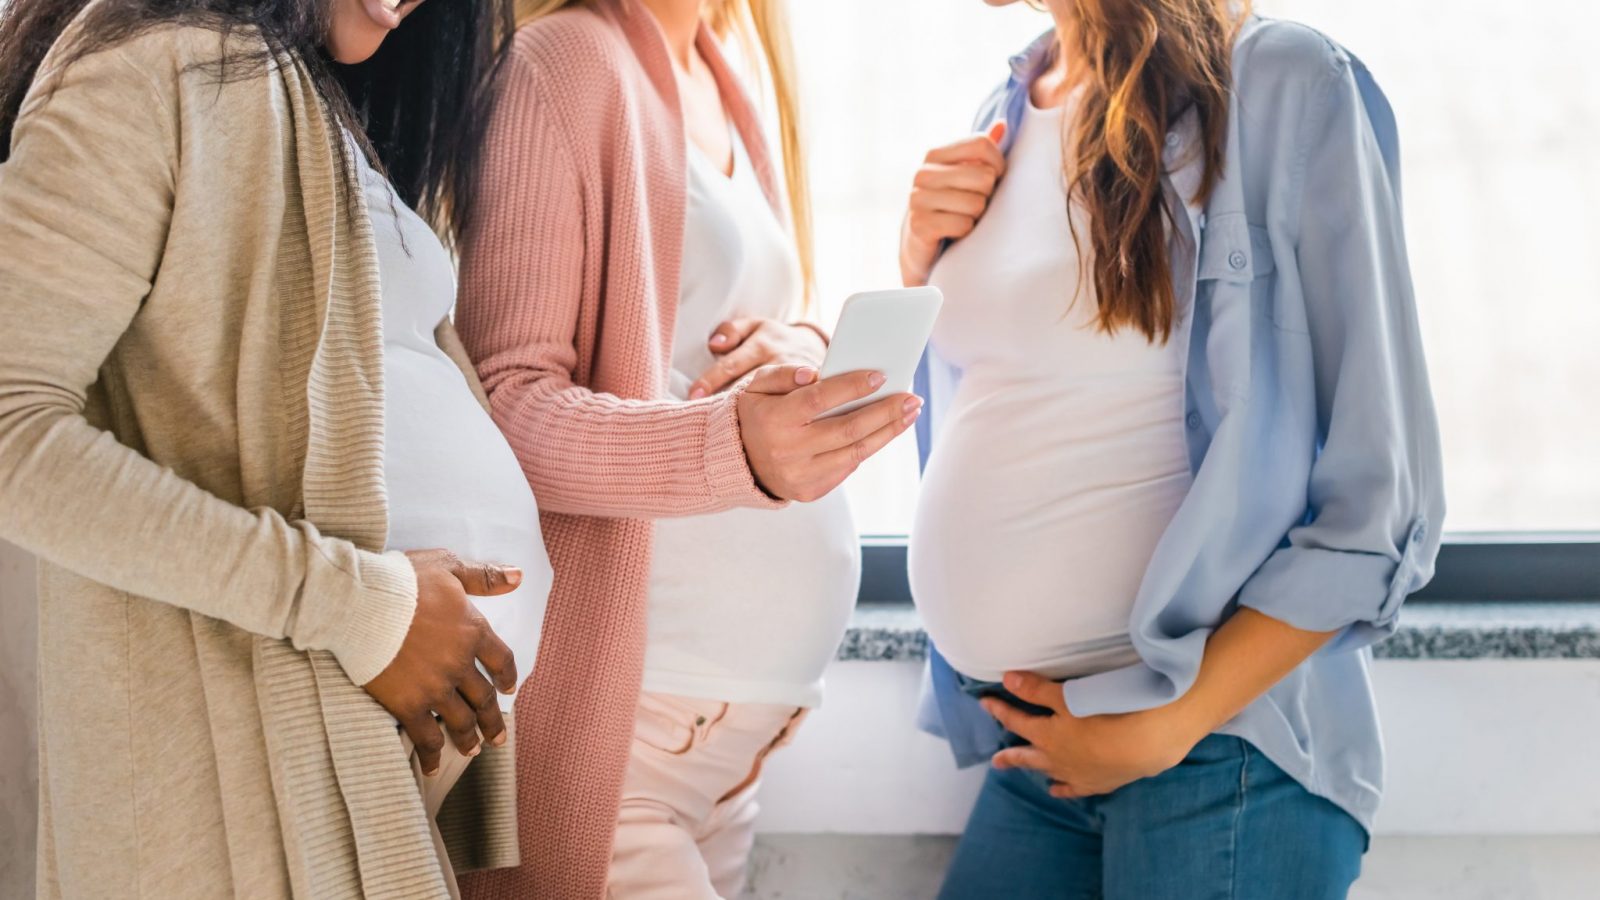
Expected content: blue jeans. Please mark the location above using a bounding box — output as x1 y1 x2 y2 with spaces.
938 734 1367 900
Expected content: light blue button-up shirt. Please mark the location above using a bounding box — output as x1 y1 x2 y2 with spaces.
912 17 1445 832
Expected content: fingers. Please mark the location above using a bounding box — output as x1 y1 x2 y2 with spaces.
812 397 920 473
707 318 762 353
980 697 1050 745
787 369 886 423
402 712 445 777
925 132 1007 174
910 185 992 219
1003 671 1069 714
810 393 921 450
691 340 768 399
475 621 518 695
992 745 1052 773
448 557 523 597
436 691 483 758
745 364 819 396
458 674 510 748
913 161 999 195
912 162 999 198
906 210 980 247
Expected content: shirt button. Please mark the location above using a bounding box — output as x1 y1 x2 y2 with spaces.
1165 132 1180 149
1186 411 1202 430
1228 250 1247 271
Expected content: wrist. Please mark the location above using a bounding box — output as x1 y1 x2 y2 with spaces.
789 320 830 349
730 389 787 506
899 218 934 287
899 245 932 287
1146 694 1212 769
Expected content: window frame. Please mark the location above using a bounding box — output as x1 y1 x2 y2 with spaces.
856 534 1600 606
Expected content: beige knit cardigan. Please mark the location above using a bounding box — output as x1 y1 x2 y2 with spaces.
0 21 512 899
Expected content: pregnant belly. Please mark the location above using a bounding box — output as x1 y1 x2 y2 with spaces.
908 378 1190 682
646 493 860 689
383 356 552 702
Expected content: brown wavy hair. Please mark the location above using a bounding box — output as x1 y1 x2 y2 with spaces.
1061 0 1247 342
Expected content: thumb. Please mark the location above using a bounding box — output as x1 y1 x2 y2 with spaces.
987 121 1007 145
449 559 524 597
746 363 818 396
1003 670 1067 714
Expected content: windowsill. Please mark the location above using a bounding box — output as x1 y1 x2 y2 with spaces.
837 600 1600 662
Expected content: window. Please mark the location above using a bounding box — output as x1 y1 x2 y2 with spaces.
791 0 1600 542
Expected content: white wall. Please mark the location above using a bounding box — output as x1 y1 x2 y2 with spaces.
756 660 1600 837
0 541 38 900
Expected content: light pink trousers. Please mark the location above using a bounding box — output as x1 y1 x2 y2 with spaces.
606 691 806 899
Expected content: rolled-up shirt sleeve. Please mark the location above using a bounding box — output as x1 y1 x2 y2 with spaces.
1234 57 1445 649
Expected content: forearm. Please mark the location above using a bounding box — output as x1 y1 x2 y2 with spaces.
488 372 780 519
1166 607 1339 741
0 403 416 684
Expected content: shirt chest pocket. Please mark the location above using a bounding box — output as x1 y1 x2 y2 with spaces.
1197 214 1304 333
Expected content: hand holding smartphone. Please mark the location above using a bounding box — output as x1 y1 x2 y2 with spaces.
815 287 944 418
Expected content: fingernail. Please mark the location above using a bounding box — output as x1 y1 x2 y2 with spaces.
492 730 508 747
903 406 922 426
1003 672 1019 690
902 396 922 413
424 766 440 777
868 371 886 388
504 567 523 587
795 367 817 385
689 387 707 400
710 334 728 346
466 743 481 758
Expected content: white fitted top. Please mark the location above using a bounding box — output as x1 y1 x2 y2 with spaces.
642 131 859 709
363 151 553 711
908 99 1192 683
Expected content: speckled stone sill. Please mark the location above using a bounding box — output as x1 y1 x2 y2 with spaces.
836 602 1600 662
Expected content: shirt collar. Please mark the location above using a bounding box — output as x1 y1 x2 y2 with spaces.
1008 29 1059 84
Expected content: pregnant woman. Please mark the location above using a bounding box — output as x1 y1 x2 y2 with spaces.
0 0 539 896
904 1 1444 897
455 1 909 897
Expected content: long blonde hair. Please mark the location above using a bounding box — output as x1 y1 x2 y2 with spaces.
515 0 814 303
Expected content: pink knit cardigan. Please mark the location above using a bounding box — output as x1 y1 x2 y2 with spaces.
454 2 788 896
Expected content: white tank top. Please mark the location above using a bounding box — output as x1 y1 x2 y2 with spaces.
361 149 553 710
642 129 860 709
908 98 1192 683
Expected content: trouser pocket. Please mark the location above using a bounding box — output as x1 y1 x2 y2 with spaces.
633 692 729 755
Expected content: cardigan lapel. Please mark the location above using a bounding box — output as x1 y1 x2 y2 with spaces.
601 0 792 364
696 26 786 217
254 47 450 900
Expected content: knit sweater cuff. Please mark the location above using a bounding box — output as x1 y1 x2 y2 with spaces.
329 550 419 686
705 387 786 509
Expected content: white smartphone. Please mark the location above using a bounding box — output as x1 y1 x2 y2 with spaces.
816 286 944 418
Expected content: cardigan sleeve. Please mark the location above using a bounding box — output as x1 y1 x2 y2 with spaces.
0 36 417 687
455 48 782 520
